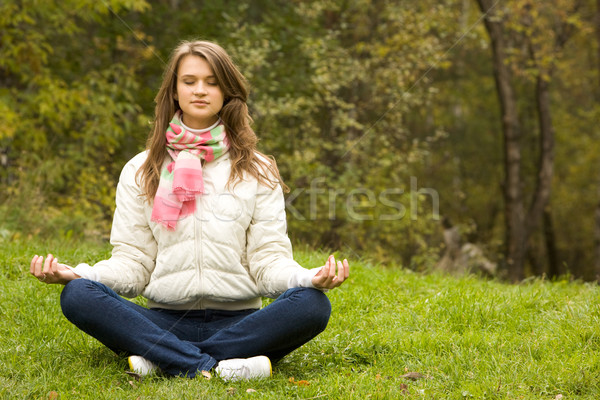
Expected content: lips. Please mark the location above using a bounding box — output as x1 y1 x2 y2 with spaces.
192 100 209 105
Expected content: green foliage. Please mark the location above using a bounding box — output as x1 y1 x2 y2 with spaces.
0 0 151 239
0 0 454 267
424 0 599 277
2 240 600 398
0 0 598 276
226 0 457 262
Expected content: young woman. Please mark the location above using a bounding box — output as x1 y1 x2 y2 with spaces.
29 40 349 381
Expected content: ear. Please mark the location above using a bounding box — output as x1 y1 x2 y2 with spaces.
173 92 179 101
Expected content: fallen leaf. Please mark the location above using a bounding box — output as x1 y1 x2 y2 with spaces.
128 380 137 389
246 388 256 393
400 383 409 393
555 395 563 400
48 391 59 400
288 377 310 386
400 372 428 381
375 373 381 380
201 370 211 380
226 387 236 395
125 371 143 382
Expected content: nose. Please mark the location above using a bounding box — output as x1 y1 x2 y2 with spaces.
193 83 208 96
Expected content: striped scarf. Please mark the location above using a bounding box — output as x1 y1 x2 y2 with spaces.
151 111 229 230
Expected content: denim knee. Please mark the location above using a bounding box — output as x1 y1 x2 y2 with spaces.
60 279 94 320
290 287 332 332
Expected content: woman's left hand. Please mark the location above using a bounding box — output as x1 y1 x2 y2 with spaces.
312 255 349 290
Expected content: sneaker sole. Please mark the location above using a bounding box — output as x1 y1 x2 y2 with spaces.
127 357 135 372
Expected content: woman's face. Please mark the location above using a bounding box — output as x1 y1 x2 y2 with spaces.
175 54 224 130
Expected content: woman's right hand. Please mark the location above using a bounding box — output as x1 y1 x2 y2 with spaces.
30 254 80 285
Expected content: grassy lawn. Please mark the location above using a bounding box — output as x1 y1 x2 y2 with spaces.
1 238 600 399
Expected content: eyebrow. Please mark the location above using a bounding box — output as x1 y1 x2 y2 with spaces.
180 74 216 79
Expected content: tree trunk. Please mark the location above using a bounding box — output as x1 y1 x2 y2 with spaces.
544 205 559 278
594 0 600 279
476 0 526 281
526 71 555 254
597 0 600 93
595 183 600 279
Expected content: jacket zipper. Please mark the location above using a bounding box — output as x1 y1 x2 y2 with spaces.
197 198 204 309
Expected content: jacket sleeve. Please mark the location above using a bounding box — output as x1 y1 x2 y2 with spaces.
73 158 157 297
246 180 307 298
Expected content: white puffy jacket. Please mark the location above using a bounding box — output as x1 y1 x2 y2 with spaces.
73 151 314 310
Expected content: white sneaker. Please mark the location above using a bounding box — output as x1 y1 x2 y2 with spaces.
215 355 272 381
128 355 158 376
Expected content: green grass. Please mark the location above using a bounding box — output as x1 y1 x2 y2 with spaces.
2 238 600 399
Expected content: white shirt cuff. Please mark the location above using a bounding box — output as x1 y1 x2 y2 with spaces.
287 267 328 292
67 263 98 281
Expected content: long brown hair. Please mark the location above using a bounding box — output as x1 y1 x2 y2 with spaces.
137 40 287 201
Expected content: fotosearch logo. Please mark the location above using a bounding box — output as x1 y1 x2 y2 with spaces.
285 176 440 222
160 176 440 224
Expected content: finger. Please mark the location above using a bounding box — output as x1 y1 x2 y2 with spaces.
328 255 336 277
322 257 331 273
343 259 349 279
313 259 331 288
332 260 346 286
30 255 39 275
57 263 69 270
335 260 345 285
316 264 323 274
51 258 59 275
42 254 54 275
314 259 327 280
320 256 334 286
33 255 44 277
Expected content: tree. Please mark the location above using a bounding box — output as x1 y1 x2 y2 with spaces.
475 0 527 280
475 0 581 280
595 0 600 278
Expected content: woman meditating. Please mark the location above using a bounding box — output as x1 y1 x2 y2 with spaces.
29 40 349 381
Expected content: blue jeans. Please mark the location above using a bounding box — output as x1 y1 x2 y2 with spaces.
60 279 331 378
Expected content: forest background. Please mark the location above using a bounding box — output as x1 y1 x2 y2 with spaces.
0 0 598 282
